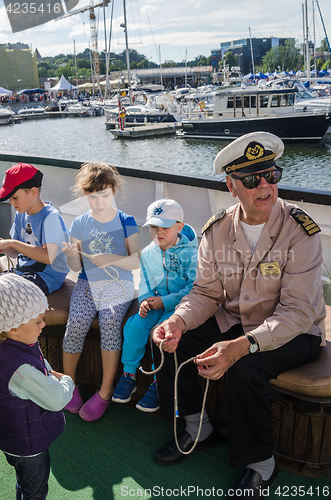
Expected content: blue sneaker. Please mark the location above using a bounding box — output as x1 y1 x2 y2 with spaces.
112 373 136 403
136 379 159 412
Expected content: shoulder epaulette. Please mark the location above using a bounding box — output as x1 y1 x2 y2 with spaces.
201 209 226 234
290 207 321 236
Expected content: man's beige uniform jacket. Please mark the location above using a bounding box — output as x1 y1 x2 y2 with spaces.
176 198 326 351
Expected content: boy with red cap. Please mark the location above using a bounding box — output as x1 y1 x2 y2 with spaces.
0 163 69 294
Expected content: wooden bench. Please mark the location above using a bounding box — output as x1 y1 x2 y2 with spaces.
40 279 331 478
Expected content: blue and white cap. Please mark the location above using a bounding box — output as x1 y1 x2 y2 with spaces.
143 199 184 228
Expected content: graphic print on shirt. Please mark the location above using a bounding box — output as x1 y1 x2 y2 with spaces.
20 224 39 246
169 254 180 273
88 228 114 255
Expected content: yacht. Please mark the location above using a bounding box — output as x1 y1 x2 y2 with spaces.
179 84 331 141
0 105 15 125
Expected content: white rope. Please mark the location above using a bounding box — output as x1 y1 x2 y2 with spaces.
139 339 210 455
76 248 126 301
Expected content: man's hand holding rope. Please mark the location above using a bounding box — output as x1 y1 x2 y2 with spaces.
153 314 186 354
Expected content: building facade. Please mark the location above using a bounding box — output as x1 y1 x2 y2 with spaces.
109 66 213 89
211 37 295 75
0 43 39 92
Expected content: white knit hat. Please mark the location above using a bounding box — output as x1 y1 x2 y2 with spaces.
0 274 48 333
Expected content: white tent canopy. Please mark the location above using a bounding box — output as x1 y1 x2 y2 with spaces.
0 87 13 96
51 75 77 91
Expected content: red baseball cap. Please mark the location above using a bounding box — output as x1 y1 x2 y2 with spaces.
0 163 43 201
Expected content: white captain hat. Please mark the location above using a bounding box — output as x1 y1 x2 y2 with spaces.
214 132 284 175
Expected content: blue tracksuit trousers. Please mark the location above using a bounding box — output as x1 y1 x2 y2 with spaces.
122 308 174 374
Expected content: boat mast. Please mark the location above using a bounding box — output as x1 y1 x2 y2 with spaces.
159 45 163 86
122 0 132 105
248 27 255 78
312 0 317 76
302 4 306 72
185 49 187 87
315 0 331 58
305 0 311 77
89 42 95 96
74 39 78 87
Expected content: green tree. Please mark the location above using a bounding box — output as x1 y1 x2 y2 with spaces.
55 64 74 80
76 58 90 70
109 60 126 71
162 60 177 68
261 39 300 72
223 51 238 70
319 38 330 53
197 56 208 66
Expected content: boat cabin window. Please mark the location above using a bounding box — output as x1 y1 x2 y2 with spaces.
260 95 269 108
271 93 295 107
236 97 242 108
227 97 234 108
227 96 244 109
243 96 256 108
271 95 281 107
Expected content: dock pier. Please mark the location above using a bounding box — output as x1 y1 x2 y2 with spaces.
110 122 181 139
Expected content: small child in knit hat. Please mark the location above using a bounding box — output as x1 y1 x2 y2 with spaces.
0 273 74 500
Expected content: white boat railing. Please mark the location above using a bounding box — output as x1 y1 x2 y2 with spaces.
1 153 330 304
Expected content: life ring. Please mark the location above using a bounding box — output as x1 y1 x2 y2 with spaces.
121 90 126 97
119 109 126 118
132 95 135 103
199 101 205 112
144 95 148 103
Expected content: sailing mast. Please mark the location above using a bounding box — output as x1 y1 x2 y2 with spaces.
305 0 311 77
248 27 255 78
122 0 132 105
315 0 331 58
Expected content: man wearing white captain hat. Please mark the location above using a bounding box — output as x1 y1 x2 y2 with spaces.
152 132 326 498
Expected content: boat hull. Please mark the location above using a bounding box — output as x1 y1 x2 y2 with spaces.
105 109 177 124
0 114 14 125
180 112 331 141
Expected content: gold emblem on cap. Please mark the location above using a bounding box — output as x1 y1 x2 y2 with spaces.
245 144 264 161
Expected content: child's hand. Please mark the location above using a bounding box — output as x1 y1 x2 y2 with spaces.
90 253 114 268
139 299 151 317
61 241 78 257
0 239 12 251
147 296 164 311
49 370 67 380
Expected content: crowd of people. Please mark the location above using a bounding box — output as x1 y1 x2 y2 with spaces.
0 131 326 499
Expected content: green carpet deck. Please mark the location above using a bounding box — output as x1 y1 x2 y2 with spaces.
0 402 329 499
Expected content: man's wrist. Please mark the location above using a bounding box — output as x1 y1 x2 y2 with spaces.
245 333 259 353
172 314 186 334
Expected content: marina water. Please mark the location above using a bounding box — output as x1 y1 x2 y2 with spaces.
0 115 331 191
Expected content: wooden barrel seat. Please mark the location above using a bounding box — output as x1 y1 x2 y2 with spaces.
40 280 331 478
268 307 331 477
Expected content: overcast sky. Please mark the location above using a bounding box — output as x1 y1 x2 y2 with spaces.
0 0 331 63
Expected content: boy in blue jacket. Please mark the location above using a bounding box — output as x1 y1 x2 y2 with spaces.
112 199 198 412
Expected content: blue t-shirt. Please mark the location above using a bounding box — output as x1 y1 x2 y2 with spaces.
10 202 70 294
70 210 138 282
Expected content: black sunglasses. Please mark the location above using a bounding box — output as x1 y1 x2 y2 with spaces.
231 167 283 189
